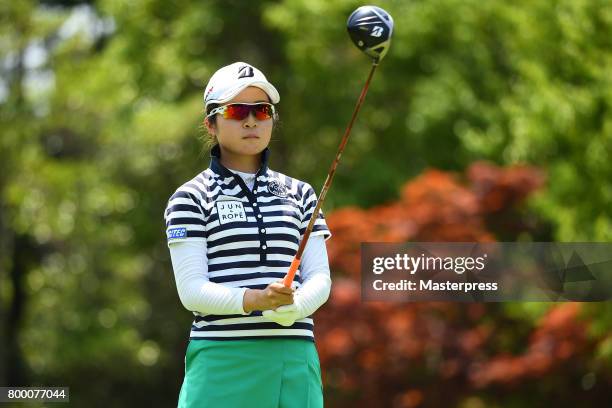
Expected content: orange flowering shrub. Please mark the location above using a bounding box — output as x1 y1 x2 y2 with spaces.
325 162 544 278
314 162 601 407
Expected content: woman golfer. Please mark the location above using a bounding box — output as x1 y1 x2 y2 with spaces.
164 62 332 407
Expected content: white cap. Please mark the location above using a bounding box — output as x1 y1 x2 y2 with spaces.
203 62 280 110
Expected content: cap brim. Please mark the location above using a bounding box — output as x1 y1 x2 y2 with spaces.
206 81 280 108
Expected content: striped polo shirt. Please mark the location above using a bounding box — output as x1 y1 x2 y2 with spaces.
164 145 331 342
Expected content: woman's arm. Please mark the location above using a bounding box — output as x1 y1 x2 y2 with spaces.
169 240 250 315
169 240 294 315
294 235 332 316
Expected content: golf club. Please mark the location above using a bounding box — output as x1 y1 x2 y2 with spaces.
283 5 394 287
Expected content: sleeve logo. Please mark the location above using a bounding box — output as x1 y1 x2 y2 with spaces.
167 227 187 240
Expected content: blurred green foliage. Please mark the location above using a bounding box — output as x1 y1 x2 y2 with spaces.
0 0 610 406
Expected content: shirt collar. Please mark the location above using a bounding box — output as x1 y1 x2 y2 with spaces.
209 144 270 178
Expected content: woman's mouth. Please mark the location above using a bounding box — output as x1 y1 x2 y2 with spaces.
243 134 259 139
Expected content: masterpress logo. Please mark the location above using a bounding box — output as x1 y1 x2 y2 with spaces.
361 242 612 302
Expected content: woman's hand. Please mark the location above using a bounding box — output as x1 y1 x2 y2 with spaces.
243 281 294 312
262 301 303 327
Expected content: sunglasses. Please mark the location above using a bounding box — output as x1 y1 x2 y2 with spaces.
207 102 276 121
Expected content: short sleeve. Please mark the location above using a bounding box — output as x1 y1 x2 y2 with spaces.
300 183 332 242
164 188 207 246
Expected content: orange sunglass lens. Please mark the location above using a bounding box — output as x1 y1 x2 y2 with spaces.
254 105 273 120
223 104 273 120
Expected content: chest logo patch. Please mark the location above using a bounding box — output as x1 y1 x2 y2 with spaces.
267 179 288 198
216 201 247 224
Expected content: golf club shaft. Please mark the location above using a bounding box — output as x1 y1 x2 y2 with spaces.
283 62 379 287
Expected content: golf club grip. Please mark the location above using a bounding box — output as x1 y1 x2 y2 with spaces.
282 257 302 287
282 62 378 287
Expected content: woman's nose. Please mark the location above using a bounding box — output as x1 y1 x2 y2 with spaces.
243 112 257 127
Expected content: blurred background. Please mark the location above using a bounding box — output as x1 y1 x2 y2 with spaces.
1 0 611 406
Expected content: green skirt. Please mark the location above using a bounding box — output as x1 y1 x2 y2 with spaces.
178 338 323 408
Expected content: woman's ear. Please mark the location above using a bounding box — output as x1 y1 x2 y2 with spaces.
204 117 216 135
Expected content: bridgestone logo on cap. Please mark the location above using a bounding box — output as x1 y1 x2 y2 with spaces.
238 65 254 79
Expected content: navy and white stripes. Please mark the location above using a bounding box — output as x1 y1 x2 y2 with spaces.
165 146 331 341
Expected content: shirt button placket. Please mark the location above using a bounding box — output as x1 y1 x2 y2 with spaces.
252 199 266 262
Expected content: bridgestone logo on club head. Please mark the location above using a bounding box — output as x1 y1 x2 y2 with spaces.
347 5 394 62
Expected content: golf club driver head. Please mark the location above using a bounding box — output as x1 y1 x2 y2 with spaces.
347 5 394 63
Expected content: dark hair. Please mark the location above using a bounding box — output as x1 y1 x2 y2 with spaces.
201 103 220 149
205 103 220 126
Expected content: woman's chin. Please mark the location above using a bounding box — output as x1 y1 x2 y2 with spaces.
238 141 267 154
